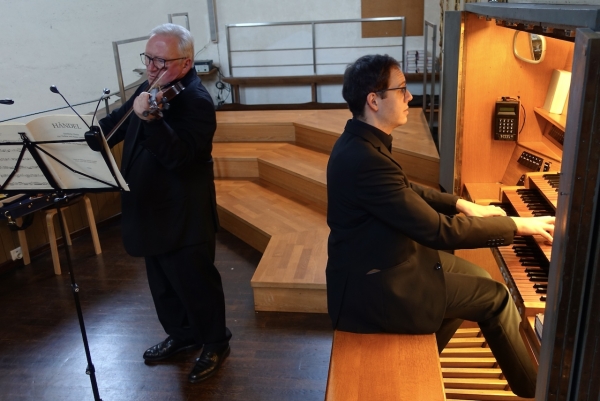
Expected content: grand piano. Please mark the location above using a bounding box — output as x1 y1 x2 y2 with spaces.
439 3 600 400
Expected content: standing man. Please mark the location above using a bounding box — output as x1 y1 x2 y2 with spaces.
326 54 554 398
99 23 230 383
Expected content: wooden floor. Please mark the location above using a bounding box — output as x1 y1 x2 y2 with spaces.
0 221 332 401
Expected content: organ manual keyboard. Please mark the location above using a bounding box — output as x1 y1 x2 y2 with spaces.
439 3 600 399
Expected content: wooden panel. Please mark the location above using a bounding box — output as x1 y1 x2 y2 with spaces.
459 14 574 187
257 144 328 209
259 163 327 210
212 142 288 178
326 332 445 401
214 159 259 178
252 286 327 313
361 0 424 37
294 125 339 153
214 123 295 142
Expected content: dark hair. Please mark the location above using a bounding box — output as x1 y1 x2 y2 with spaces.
342 54 401 118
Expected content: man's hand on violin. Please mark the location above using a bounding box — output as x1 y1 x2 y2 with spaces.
134 91 164 121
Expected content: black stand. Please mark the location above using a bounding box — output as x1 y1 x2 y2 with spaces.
55 195 103 401
0 129 127 401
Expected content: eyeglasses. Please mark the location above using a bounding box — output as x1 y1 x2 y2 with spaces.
140 53 186 69
377 86 408 97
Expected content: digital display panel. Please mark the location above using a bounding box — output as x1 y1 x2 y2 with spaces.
498 107 515 112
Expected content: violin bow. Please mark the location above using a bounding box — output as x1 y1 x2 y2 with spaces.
104 69 168 141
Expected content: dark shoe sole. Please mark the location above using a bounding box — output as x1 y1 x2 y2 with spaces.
188 347 230 383
143 343 200 363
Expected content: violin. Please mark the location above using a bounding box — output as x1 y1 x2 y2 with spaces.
85 74 185 151
143 81 185 119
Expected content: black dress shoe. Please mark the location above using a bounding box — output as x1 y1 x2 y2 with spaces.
143 336 198 362
188 345 230 383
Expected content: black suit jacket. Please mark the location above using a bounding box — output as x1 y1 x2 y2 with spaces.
326 119 517 334
99 69 218 257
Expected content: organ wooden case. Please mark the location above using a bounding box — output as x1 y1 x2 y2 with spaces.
439 3 600 400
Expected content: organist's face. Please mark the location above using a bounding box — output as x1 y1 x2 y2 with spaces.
144 34 191 86
376 68 413 131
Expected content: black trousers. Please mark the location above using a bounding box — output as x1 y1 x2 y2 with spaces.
435 251 537 398
145 238 230 349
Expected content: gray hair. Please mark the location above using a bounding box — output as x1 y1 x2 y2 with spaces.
150 23 194 60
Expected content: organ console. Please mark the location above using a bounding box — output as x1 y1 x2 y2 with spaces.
440 3 600 400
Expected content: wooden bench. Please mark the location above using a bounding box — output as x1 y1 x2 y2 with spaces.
326 331 446 401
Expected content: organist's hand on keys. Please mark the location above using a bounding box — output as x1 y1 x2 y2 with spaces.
456 199 507 217
510 216 555 244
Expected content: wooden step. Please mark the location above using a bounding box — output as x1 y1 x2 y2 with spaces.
215 179 328 313
440 357 498 368
216 179 326 252
251 228 329 313
441 347 494 358
445 388 531 400
446 337 487 348
443 377 508 390
258 144 328 209
212 142 287 178
453 328 483 338
442 367 503 379
215 108 439 186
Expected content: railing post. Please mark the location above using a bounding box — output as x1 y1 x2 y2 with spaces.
226 25 233 76
429 24 437 130
112 41 126 104
312 22 317 75
423 21 438 130
402 17 406 72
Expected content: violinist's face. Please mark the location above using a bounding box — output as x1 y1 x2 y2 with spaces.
144 34 191 86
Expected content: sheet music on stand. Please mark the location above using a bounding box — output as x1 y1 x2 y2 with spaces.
0 113 128 401
0 114 128 193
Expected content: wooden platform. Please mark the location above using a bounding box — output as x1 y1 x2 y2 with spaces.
213 109 439 314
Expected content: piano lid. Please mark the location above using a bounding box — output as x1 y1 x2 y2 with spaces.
464 3 600 32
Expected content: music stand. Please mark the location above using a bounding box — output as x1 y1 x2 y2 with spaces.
0 122 128 401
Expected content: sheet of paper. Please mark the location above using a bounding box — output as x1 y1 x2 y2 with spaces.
25 114 129 191
0 123 55 190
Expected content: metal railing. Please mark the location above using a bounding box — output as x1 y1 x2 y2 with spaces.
423 20 438 130
225 17 407 76
167 12 190 30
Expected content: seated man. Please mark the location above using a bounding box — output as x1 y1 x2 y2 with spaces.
325 54 554 398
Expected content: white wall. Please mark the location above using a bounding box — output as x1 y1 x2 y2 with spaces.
0 0 440 122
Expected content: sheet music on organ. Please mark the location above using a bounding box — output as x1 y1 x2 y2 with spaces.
0 114 128 191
